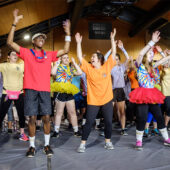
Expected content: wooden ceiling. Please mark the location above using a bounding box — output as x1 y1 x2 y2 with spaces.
135 0 170 20
0 0 96 36
0 0 169 36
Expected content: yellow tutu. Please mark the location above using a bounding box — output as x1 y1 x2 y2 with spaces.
51 82 79 95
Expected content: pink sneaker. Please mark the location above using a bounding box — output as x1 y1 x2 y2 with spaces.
164 138 170 146
19 133 29 141
135 140 143 150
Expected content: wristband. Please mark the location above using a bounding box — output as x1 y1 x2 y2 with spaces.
12 24 16 27
160 51 166 58
148 40 155 47
65 35 71 42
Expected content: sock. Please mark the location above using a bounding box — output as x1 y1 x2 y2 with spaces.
29 136 35 148
95 119 100 126
82 119 86 125
73 126 78 132
80 143 85 148
54 125 60 133
159 128 169 140
44 134 50 146
136 130 144 142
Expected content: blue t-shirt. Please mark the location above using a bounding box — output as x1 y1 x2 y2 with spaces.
72 76 81 90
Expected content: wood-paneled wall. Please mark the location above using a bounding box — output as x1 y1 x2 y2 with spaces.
0 18 169 63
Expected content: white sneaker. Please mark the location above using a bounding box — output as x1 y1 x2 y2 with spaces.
77 144 86 153
104 142 114 150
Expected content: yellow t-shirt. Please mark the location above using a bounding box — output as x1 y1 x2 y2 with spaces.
161 68 170 96
0 63 24 94
81 56 116 106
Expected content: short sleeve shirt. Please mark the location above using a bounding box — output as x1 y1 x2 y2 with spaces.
81 55 116 106
0 63 24 93
55 65 75 83
137 64 160 88
111 64 126 89
19 47 58 92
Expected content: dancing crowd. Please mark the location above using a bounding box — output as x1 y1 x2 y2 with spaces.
0 9 170 158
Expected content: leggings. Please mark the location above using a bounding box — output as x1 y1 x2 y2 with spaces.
147 112 156 123
136 104 165 131
0 94 25 128
7 103 14 122
82 100 113 140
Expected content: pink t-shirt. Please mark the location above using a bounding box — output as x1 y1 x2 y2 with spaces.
19 47 58 92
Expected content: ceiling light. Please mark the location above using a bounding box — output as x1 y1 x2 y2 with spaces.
24 34 30 40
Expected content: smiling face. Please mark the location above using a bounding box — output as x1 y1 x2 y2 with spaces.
8 51 18 63
32 35 45 48
61 54 69 65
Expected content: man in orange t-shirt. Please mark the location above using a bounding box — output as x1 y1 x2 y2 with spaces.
75 29 117 153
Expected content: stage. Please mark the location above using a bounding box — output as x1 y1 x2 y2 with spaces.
0 126 170 170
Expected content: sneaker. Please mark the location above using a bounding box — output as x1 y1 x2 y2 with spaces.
77 144 86 153
8 129 12 134
135 140 143 151
121 129 128 136
74 130 82 137
164 138 170 146
104 142 114 150
26 147 35 158
51 131 60 138
152 128 160 136
43 145 54 156
95 124 103 130
19 133 29 141
100 131 105 137
143 129 149 138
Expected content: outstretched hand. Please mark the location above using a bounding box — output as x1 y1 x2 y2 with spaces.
152 31 160 43
110 28 116 40
117 40 124 49
13 9 23 24
63 20 71 35
75 33 82 43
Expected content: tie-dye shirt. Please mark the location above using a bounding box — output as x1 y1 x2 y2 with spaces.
137 64 160 88
55 64 75 83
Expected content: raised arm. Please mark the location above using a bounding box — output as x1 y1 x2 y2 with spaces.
75 33 83 64
57 20 71 57
117 40 130 67
136 31 160 66
110 28 116 61
71 57 82 76
7 9 23 53
155 45 166 58
104 49 112 61
153 55 170 68
51 58 61 76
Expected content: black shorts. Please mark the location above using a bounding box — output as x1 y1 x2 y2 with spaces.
24 89 51 116
113 88 126 102
54 92 74 102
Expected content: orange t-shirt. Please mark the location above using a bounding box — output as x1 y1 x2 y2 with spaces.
128 70 139 89
81 56 116 106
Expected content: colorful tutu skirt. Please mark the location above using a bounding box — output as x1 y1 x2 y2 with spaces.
129 87 165 104
51 82 79 95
